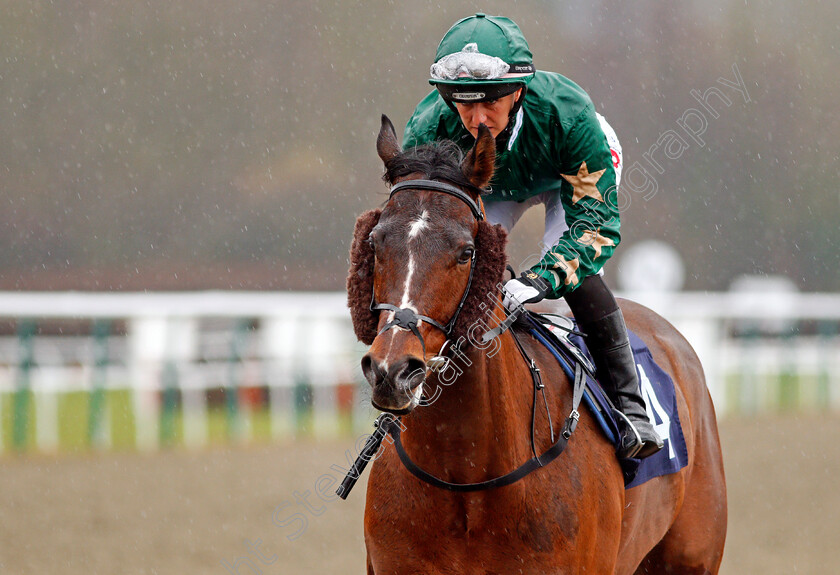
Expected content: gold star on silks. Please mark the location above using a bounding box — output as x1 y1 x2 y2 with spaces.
561 161 606 204
549 256 580 286
577 229 615 259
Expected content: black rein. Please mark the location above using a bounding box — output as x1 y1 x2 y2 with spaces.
336 326 587 499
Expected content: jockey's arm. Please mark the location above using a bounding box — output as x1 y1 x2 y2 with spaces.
529 104 621 299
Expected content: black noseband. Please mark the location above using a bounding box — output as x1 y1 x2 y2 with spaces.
372 303 447 357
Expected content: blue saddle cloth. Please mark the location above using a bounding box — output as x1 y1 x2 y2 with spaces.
526 315 689 489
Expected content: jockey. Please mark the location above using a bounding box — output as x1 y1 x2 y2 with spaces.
404 13 663 459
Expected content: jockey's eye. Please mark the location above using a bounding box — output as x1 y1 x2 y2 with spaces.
458 246 474 265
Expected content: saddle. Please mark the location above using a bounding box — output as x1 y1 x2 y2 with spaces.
523 310 688 488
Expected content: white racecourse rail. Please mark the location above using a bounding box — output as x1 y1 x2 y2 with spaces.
0 290 838 451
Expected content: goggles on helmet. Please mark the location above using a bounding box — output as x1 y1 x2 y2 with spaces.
430 43 532 104
430 43 511 81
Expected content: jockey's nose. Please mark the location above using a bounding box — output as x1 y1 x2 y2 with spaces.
471 106 488 126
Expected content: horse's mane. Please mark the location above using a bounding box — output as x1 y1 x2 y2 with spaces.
382 140 485 195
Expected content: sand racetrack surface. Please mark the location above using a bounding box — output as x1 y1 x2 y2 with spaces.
0 414 837 574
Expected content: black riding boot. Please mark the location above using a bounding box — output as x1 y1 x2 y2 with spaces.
579 309 663 459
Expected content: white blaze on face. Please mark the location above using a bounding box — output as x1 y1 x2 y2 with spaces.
384 209 429 366
400 210 429 309
399 256 415 309
383 210 429 364
408 210 429 239
411 380 424 406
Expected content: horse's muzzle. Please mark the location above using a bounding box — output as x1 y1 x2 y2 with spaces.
361 354 426 414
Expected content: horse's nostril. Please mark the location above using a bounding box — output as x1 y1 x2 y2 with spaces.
361 355 380 386
363 355 425 392
399 357 427 385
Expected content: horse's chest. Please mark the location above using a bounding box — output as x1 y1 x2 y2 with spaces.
364 442 609 572
366 485 575 564
366 508 567 575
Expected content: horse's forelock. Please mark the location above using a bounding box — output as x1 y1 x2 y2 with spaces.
382 141 482 198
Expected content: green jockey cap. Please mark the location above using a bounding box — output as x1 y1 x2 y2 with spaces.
430 13 536 104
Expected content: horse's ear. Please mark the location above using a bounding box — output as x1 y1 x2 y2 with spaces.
461 124 496 189
377 114 401 164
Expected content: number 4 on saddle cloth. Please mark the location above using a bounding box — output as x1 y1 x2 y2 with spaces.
526 312 689 488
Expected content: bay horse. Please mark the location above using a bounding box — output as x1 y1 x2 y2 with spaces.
346 115 727 574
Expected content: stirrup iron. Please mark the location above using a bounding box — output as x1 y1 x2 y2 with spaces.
612 409 643 459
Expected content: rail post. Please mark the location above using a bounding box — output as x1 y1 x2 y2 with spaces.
13 320 36 452
778 326 798 411
88 319 111 448
159 359 179 447
293 373 313 438
225 318 250 442
336 382 355 436
817 320 836 410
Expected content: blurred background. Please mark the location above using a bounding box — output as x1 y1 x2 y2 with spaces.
0 0 838 573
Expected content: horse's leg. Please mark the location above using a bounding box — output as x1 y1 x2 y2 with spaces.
367 554 375 575
635 398 727 574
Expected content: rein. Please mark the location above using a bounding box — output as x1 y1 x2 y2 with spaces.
387 328 584 493
337 316 587 499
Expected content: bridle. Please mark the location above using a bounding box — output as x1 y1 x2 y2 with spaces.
336 309 590 500
337 178 591 500
369 178 484 358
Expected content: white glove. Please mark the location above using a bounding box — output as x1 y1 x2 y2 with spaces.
502 274 549 311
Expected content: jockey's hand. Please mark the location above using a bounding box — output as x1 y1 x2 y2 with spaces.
502 272 551 311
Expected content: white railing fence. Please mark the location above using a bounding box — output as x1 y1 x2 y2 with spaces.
0 291 837 453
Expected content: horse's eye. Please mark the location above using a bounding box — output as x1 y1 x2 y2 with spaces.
458 246 475 264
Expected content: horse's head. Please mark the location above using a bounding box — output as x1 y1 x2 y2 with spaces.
346 115 508 415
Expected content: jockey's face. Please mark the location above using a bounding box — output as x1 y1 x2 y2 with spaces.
454 89 522 139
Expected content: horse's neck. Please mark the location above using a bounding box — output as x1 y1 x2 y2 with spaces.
404 331 534 477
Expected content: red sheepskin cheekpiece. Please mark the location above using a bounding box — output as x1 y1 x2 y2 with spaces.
346 209 508 346
346 209 381 344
